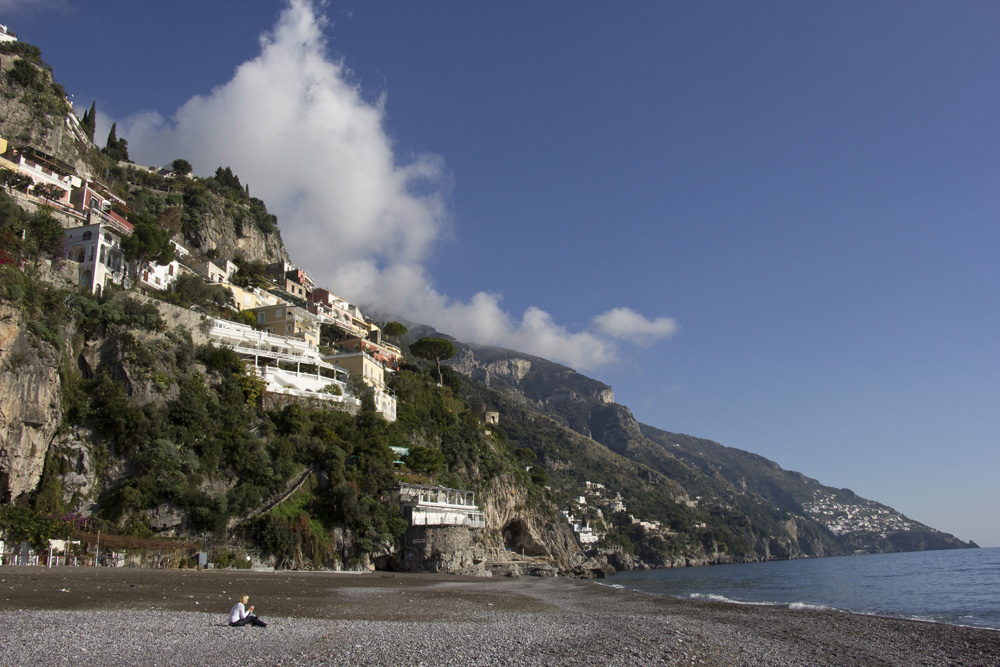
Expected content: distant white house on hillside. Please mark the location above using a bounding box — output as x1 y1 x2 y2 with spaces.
137 240 191 292
0 24 17 43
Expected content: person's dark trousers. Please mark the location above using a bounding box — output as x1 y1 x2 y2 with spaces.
230 615 266 627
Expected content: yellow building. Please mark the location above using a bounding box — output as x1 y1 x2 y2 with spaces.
250 304 321 349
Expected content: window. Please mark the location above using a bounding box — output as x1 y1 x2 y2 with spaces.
82 231 92 241
168 265 174 276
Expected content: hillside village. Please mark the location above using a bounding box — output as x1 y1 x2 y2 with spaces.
0 139 402 418
2 132 651 552
802 491 917 540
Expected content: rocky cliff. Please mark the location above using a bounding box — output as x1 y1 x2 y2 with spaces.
0 300 63 503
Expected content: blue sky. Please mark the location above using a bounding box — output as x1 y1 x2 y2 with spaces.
6 1 998 547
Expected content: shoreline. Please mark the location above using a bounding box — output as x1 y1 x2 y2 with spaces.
590 578 1000 633
0 567 997 666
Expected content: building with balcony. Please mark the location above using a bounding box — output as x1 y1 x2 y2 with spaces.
323 351 397 421
398 483 485 528
196 258 238 284
2 145 81 205
138 241 191 292
250 303 321 349
306 288 362 334
64 220 133 295
207 318 357 406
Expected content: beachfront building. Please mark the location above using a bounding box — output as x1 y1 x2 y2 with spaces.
398 483 486 528
559 510 601 546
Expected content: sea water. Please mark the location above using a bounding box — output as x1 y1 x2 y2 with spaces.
601 547 1000 630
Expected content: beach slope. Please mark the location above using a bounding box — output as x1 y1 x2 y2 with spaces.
0 567 995 666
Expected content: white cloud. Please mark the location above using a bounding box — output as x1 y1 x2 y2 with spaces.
120 0 676 372
593 308 679 344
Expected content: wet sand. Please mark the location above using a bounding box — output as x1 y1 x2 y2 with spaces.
0 566 996 666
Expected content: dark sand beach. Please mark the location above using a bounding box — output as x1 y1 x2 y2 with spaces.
0 566 996 666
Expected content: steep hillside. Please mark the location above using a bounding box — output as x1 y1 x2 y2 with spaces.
448 343 975 562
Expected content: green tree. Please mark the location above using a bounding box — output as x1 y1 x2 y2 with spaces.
24 208 65 260
102 122 129 162
171 158 193 176
383 321 408 340
514 447 537 463
33 183 65 201
408 337 457 385
167 272 232 309
230 258 270 289
80 101 96 142
233 309 257 327
0 168 33 192
405 446 445 476
121 220 174 288
6 59 40 88
0 506 66 552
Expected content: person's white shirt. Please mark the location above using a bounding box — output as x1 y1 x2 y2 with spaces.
229 602 248 624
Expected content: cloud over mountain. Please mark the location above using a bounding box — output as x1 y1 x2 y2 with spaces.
122 0 676 371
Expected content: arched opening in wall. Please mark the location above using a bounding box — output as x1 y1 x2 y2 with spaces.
501 518 547 557
80 268 92 290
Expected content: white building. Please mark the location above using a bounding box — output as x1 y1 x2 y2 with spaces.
398 483 486 528
63 219 133 295
196 258 238 284
207 318 358 406
138 240 191 292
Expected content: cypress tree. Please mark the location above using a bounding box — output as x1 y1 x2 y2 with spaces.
80 101 96 142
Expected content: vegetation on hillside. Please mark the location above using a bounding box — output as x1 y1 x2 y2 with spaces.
1 41 69 121
0 257 545 566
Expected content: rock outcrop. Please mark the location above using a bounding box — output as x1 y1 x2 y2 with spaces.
0 302 63 503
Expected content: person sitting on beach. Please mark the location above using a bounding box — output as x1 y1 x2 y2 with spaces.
229 594 267 627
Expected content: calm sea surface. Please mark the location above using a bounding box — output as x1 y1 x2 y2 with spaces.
600 547 1000 630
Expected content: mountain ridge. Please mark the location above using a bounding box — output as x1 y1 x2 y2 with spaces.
444 340 977 560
